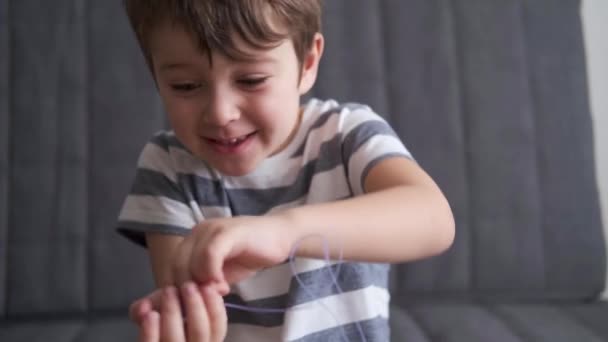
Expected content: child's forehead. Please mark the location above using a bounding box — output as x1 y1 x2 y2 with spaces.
151 20 291 59
151 25 295 70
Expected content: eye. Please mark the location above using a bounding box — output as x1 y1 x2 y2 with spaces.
171 83 201 92
237 77 268 87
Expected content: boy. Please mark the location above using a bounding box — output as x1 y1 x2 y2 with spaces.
117 0 455 341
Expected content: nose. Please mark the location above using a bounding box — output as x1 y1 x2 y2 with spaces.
202 88 240 127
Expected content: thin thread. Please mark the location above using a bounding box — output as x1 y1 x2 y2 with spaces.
224 234 367 342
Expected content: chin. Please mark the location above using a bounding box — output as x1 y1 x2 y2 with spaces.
192 149 258 177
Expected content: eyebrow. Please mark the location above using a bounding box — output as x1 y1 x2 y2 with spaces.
159 63 193 71
236 55 278 65
158 54 278 73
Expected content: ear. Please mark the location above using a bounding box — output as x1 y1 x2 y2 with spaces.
298 33 324 95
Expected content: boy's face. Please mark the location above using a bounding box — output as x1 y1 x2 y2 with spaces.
149 23 322 176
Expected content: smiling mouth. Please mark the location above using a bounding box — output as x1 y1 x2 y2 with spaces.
206 132 257 148
210 132 255 144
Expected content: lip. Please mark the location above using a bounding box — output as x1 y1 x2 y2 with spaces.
204 131 257 155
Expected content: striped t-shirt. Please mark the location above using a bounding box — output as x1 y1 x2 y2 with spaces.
117 98 412 341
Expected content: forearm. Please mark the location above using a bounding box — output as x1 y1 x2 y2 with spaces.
279 185 455 263
146 233 184 287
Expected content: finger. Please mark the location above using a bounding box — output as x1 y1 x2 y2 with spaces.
200 285 228 341
194 280 229 297
212 280 230 296
147 289 164 312
130 289 164 324
129 298 146 324
130 295 153 324
223 261 258 285
193 230 232 285
160 287 186 342
138 311 160 342
181 282 210 341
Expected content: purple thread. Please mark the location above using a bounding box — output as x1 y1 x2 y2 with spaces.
223 235 367 342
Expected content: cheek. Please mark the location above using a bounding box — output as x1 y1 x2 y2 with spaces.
252 98 300 147
260 80 301 115
245 98 277 130
163 98 202 137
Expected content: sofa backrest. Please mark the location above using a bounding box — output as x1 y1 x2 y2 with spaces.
365 0 606 303
0 0 604 318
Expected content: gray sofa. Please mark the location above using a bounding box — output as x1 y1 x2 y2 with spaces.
1 0 607 341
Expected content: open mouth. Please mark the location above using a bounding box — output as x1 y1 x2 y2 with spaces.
206 132 257 151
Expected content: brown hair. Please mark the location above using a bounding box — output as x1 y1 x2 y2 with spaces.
124 0 322 72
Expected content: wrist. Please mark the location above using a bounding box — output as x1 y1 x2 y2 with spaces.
270 209 305 253
271 208 319 258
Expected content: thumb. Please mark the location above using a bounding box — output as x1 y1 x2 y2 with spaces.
129 289 163 324
210 280 230 296
223 261 258 285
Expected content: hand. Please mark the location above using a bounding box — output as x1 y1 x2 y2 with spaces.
137 283 227 342
172 215 293 288
130 215 293 326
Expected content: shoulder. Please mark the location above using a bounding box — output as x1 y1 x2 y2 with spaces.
302 98 395 141
141 130 187 155
301 99 387 137
304 98 385 122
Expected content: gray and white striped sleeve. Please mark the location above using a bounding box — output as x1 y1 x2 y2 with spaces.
340 106 413 195
116 133 196 247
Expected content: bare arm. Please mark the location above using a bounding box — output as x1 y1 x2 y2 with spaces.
145 233 184 288
279 157 455 263
141 157 454 290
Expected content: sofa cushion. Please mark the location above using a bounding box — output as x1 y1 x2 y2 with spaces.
1 302 606 342
0 317 137 342
390 301 608 342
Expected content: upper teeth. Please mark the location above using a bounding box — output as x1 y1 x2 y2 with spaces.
223 136 245 144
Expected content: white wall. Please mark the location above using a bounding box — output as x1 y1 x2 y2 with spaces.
581 0 608 298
